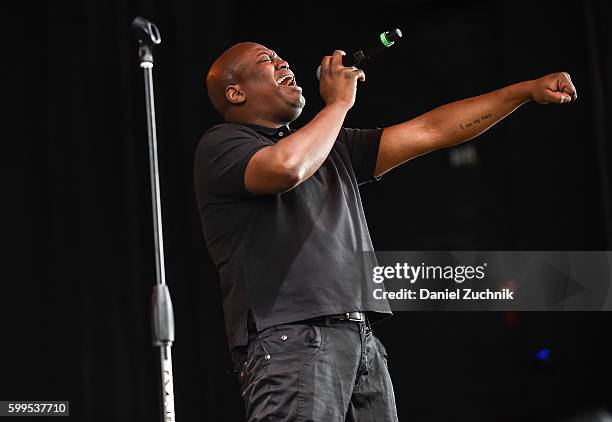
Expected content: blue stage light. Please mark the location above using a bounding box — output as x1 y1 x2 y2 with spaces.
535 348 550 361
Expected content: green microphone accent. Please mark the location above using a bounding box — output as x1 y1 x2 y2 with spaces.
380 31 394 47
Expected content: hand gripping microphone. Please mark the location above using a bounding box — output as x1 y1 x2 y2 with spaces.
316 28 402 79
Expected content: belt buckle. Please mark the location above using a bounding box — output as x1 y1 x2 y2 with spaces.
345 312 363 322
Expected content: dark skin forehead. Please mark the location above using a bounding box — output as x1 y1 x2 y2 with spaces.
206 42 278 116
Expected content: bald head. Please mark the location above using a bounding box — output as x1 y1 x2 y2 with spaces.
206 42 261 118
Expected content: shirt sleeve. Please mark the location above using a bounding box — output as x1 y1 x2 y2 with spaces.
337 127 383 185
194 124 271 202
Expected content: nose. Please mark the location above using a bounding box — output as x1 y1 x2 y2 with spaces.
274 57 289 70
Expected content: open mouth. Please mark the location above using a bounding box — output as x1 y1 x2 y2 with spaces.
276 74 297 87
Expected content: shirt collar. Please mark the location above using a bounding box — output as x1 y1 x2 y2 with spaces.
240 123 292 140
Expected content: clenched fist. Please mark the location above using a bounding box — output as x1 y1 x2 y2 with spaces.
529 72 578 104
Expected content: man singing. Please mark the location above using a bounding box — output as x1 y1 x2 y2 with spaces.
194 41 577 421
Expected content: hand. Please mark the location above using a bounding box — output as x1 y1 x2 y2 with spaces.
318 50 366 109
529 72 578 104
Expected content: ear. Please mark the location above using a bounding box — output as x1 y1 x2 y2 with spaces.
225 84 246 105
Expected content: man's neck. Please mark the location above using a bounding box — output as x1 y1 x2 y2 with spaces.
224 115 286 129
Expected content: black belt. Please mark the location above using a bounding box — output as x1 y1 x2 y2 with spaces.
305 311 366 324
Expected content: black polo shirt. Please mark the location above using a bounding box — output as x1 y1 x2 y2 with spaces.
194 122 392 351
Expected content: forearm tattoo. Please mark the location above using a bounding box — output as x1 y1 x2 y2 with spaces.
459 113 492 130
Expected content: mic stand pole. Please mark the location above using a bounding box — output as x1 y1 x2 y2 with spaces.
131 16 176 422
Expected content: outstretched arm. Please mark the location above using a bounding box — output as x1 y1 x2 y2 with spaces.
375 72 578 177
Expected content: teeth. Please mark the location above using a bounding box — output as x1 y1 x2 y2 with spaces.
276 75 294 85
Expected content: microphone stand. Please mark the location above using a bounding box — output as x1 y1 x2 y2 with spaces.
131 16 176 422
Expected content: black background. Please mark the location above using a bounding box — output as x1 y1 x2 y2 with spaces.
5 0 612 421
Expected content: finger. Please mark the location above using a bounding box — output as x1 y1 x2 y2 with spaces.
343 67 366 82
551 90 573 104
320 55 332 77
561 72 578 100
330 50 346 68
356 68 365 82
557 72 578 101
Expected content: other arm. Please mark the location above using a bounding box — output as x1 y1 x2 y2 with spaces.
375 72 578 177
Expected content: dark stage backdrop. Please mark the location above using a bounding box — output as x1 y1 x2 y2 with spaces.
6 0 612 421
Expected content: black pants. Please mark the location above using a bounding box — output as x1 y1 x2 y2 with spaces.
233 318 398 421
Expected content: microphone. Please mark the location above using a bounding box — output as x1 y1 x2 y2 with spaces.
316 28 402 79
132 17 161 64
